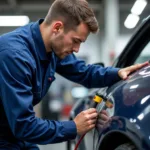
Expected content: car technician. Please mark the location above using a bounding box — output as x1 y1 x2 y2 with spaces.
0 0 148 149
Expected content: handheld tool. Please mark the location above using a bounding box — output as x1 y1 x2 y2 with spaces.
74 92 113 150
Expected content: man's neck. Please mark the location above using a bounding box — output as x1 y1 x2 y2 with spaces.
40 22 52 53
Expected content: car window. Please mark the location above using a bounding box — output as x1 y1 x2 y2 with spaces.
134 41 150 64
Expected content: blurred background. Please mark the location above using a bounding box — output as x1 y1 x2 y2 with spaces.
0 0 149 149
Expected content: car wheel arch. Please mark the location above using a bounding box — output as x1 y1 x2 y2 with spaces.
97 131 142 150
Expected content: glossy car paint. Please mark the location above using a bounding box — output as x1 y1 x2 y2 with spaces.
96 65 150 150
68 16 150 150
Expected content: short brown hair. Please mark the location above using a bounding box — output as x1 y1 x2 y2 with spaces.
44 0 99 33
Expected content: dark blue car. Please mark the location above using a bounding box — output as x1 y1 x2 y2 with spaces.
68 15 150 150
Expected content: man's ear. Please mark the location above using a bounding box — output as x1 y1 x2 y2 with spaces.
52 21 64 34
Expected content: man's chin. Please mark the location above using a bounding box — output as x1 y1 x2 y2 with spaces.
56 54 67 60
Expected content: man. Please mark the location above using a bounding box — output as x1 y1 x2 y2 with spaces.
0 0 148 149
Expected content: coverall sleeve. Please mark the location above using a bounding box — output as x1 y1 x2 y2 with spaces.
56 54 121 88
0 50 76 144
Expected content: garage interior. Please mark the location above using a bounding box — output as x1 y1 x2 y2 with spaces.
0 0 149 150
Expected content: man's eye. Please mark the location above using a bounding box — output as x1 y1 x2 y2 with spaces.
74 39 79 44
74 40 77 43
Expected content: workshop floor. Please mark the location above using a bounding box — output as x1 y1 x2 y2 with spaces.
38 142 72 150
38 131 93 150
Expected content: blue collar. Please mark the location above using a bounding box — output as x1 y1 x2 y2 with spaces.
31 19 51 61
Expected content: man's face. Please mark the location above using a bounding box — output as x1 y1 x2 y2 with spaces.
51 23 89 59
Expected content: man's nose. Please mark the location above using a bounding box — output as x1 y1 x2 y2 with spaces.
73 44 80 53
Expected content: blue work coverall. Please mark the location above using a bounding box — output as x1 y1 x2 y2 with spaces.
0 19 120 149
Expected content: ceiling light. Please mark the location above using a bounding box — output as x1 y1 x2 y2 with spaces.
131 0 147 15
0 16 30 27
71 87 88 98
124 14 140 29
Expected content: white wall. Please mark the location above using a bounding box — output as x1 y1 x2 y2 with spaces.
75 33 102 64
115 34 132 58
75 33 133 67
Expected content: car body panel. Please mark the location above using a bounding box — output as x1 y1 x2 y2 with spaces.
68 15 150 150
96 65 150 150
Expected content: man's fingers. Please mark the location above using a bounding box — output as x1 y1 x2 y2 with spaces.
74 108 98 135
85 108 97 114
140 61 149 67
119 61 149 80
101 110 108 116
88 118 97 125
88 124 95 130
127 61 149 72
97 119 106 125
98 113 109 121
88 112 98 119
126 64 140 72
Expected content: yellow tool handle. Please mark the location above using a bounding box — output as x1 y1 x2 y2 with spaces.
93 94 103 103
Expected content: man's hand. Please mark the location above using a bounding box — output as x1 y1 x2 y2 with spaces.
97 110 110 129
118 61 149 80
74 108 98 135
